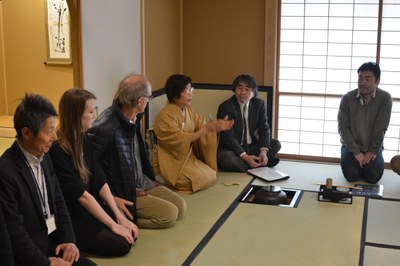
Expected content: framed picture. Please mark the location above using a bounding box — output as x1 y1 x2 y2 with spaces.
45 0 71 64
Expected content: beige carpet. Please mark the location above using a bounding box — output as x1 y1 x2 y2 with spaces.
192 192 364 266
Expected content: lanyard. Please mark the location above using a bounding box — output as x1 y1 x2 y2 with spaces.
25 160 49 218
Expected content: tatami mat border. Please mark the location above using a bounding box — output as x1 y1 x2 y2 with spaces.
182 184 399 266
359 196 400 266
359 196 369 266
182 177 256 265
365 242 400 250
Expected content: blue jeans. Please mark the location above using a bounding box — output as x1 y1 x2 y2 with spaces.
340 145 384 184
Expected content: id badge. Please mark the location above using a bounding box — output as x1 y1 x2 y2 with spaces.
46 215 57 235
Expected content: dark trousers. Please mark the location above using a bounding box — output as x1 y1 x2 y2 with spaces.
218 139 281 172
48 234 97 266
71 218 132 257
340 145 384 184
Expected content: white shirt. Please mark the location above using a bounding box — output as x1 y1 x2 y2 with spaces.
17 141 51 218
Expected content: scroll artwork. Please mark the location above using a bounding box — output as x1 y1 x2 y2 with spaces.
46 0 71 64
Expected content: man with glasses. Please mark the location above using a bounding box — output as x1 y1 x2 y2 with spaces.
89 73 186 229
217 74 281 172
338 62 392 184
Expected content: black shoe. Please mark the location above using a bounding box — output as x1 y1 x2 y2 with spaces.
267 158 280 167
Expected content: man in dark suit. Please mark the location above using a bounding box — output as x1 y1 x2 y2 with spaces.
0 204 14 266
0 93 95 266
217 74 281 172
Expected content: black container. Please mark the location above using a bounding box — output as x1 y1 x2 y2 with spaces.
255 185 287 205
240 185 302 208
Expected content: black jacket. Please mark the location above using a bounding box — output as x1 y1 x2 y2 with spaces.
0 142 75 266
217 95 271 156
88 103 155 221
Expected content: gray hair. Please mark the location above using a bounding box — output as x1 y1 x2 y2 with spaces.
113 73 150 107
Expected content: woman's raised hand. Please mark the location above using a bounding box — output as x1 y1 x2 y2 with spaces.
209 115 234 132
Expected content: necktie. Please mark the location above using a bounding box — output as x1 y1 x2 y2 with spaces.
242 105 247 146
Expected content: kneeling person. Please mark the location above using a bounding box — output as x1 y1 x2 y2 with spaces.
50 88 137 257
0 93 95 266
217 74 281 172
89 73 186 229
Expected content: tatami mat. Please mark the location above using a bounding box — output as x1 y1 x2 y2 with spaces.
0 150 396 265
253 160 400 200
87 172 253 266
192 192 364 266
363 246 400 266
366 199 400 246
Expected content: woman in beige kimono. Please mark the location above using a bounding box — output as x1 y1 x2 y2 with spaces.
152 74 234 193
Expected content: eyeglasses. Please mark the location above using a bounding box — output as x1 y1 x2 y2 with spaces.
140 95 153 101
183 87 194 94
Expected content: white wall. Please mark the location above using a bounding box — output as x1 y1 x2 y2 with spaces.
80 0 141 113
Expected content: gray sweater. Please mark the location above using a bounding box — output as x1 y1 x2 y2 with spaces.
338 88 392 155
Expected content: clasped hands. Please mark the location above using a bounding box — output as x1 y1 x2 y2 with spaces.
49 243 80 266
355 151 376 167
242 149 268 168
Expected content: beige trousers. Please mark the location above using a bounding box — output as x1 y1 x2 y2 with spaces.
136 186 186 229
